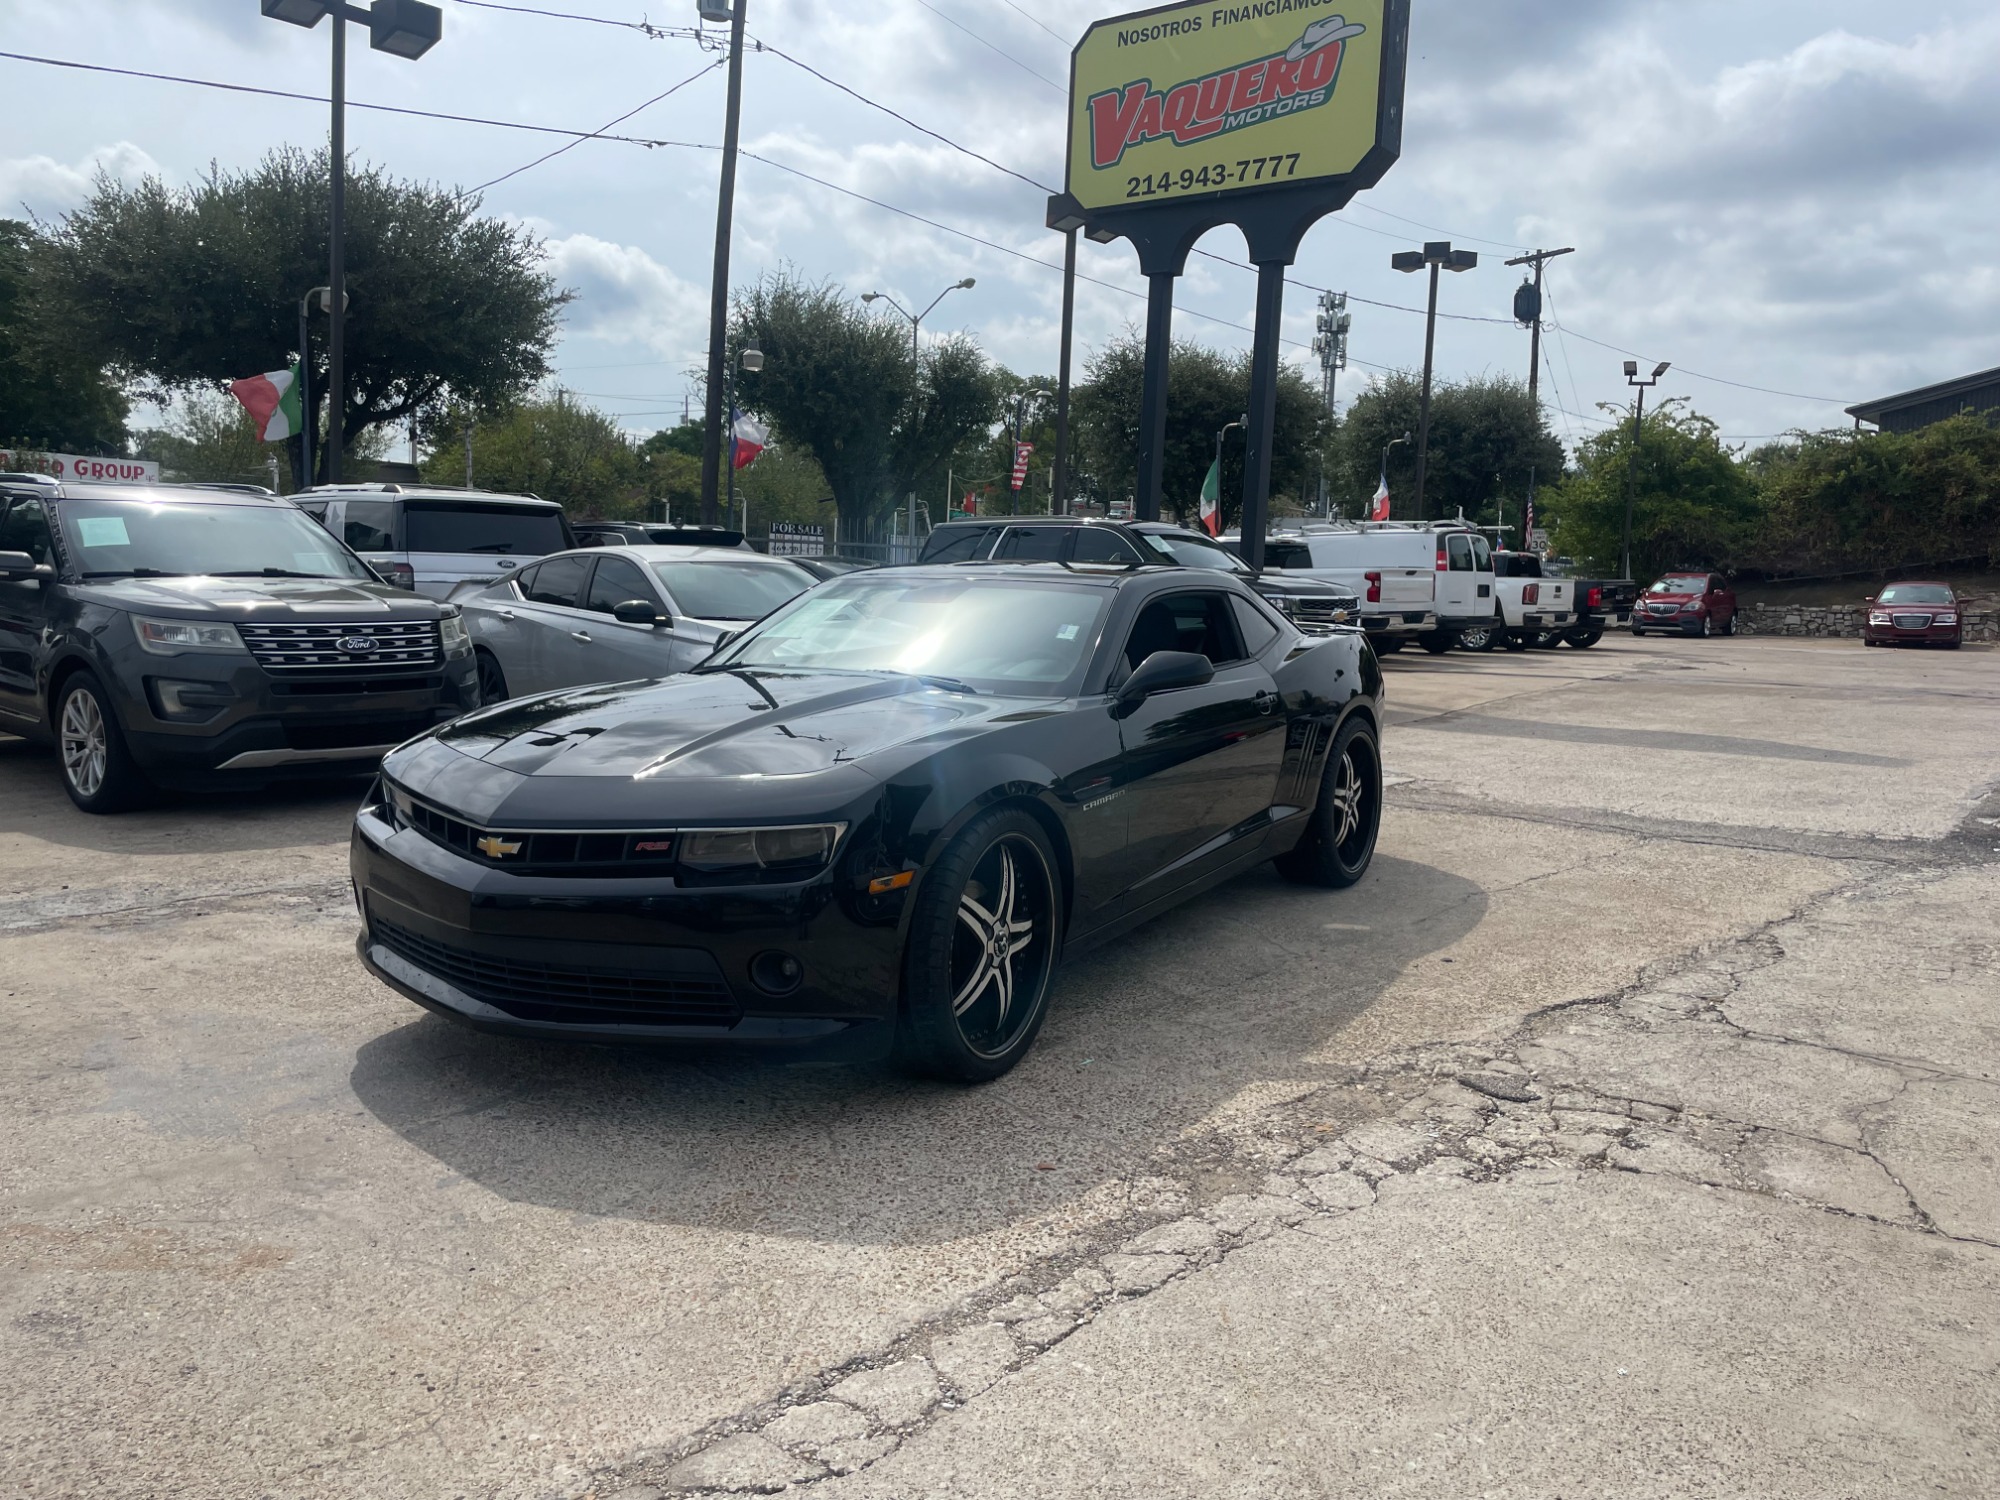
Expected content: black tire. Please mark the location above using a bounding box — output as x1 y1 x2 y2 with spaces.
1418 631 1457 655
1528 630 1564 650
1565 628 1604 649
54 670 152 814
1943 640 1962 650
897 807 1062 1083
1630 624 1646 637
1275 716 1382 889
1501 631 1529 652
1718 614 1737 637
475 649 510 706
1683 616 1711 638
1457 621 1499 653
1373 638 1404 655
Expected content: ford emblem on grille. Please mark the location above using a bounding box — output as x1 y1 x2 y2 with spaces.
337 635 380 654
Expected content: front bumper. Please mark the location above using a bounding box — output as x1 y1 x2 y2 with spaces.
1864 624 1961 646
350 807 900 1059
124 656 480 785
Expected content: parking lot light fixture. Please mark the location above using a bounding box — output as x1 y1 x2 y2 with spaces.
1394 241 1478 520
263 0 445 485
1621 359 1671 580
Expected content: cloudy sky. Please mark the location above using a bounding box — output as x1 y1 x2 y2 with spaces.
6 0 1998 456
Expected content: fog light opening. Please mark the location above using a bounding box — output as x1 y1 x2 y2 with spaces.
749 950 805 997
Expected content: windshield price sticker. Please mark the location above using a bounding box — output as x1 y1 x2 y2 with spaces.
1067 2 1391 213
76 516 132 548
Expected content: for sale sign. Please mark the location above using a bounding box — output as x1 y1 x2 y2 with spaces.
1066 1 1402 214
0 448 159 484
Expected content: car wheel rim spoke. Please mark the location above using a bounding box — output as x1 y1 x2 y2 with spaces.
1332 753 1359 846
61 694 106 797
949 841 1044 1049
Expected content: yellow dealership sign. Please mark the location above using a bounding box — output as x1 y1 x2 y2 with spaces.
1065 1 1400 214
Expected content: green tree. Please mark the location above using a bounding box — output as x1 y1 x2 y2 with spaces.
1333 372 1564 528
39 148 566 486
0 219 128 453
421 393 644 515
1541 399 1760 578
730 271 997 540
1745 416 2000 577
1071 335 1324 530
133 391 283 489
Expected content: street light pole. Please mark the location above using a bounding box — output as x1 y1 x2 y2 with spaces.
1621 359 1671 579
862 280 974 544
262 1 443 486
698 0 749 526
1392 241 1478 521
726 343 763 534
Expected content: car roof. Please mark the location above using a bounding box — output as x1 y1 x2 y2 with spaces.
931 514 1209 538
41 481 297 506
548 545 800 565
300 484 562 509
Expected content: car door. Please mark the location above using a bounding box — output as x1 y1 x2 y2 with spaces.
577 552 685 684
0 495 60 726
1710 574 1736 627
505 553 595 693
1109 589 1287 909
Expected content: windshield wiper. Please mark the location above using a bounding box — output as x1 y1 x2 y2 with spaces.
208 568 344 579
915 674 979 695
81 568 184 579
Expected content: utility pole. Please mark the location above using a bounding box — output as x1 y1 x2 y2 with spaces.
1311 290 1349 515
1503 246 1575 413
698 0 749 526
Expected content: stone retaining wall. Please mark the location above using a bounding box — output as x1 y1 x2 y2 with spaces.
1735 603 1998 640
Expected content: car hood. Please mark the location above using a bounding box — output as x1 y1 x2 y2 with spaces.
1252 575 1356 600
422 669 1060 782
73 574 439 618
1642 592 1701 606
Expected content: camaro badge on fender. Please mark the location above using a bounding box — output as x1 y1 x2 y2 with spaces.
475 836 523 859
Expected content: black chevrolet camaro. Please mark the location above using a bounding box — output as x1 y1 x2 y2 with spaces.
351 562 1385 1081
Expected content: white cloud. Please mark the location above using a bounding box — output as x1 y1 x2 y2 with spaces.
542 233 709 366
0 142 162 220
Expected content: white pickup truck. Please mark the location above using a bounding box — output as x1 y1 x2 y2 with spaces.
1243 522 1498 655
1468 550 1575 651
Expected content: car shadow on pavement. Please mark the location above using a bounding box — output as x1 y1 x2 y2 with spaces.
347 855 1486 1248
0 734 368 855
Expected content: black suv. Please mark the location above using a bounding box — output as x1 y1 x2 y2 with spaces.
919 516 1358 632
0 479 478 813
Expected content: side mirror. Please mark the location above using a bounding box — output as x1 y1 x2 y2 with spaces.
0 550 52 582
1113 650 1214 717
613 598 670 628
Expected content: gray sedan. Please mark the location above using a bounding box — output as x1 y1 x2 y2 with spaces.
459 545 818 703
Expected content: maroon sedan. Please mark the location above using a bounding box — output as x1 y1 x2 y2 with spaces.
1864 582 1963 649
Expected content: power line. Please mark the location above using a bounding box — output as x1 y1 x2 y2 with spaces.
1548 321 1852 405
450 0 711 41
993 0 1070 47
1345 200 1530 252
913 0 1065 93
0 49 700 150
464 56 722 195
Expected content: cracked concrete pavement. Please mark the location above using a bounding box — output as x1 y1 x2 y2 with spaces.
2 634 1996 1499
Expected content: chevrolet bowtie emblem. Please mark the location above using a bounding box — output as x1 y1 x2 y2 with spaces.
475 836 524 859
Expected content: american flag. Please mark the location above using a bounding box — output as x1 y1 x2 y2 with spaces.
1011 441 1034 492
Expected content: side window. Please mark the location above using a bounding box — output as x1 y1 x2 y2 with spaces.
295 500 330 525
1447 534 1474 572
510 564 538 598
1470 534 1492 571
1230 595 1281 657
343 499 396 553
991 526 1071 562
585 555 655 614
1123 592 1243 671
524 554 589 608
1070 528 1141 564
923 526 990 563
1261 541 1313 570
0 497 57 568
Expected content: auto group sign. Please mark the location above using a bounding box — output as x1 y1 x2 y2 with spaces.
0 448 159 483
1067 1 1397 213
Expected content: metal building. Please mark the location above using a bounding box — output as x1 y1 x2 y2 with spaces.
1846 366 2000 433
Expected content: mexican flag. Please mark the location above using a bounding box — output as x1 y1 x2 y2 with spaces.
228 365 303 442
1198 456 1222 537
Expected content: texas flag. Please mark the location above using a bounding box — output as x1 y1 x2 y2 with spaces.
730 408 769 470
1370 467 1391 522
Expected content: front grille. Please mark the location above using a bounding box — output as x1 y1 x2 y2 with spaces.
1891 614 1933 630
1285 597 1351 632
272 675 445 698
370 915 739 1027
238 620 440 673
393 792 682 876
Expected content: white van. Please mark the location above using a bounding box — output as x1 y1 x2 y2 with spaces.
1242 523 1497 653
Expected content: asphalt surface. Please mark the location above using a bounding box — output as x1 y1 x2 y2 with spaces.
1 632 1994 1499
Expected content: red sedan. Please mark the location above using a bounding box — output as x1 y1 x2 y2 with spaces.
1864 582 1963 649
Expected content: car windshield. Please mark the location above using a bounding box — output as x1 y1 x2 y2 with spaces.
57 497 373 580
1138 530 1251 573
1877 585 1952 605
707 576 1110 695
404 500 567 555
651 559 814 621
1648 576 1707 594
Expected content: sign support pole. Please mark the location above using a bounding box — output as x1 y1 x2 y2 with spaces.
1136 272 1176 521
1239 260 1288 569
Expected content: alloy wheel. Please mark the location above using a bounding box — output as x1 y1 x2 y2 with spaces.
60 688 108 800
950 835 1053 1058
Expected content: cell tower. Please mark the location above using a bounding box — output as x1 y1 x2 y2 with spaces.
1312 290 1350 513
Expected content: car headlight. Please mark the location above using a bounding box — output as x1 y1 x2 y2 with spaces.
680 824 845 879
1869 612 1892 626
1680 603 1700 613
133 617 248 655
1936 612 1958 625
438 610 471 655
